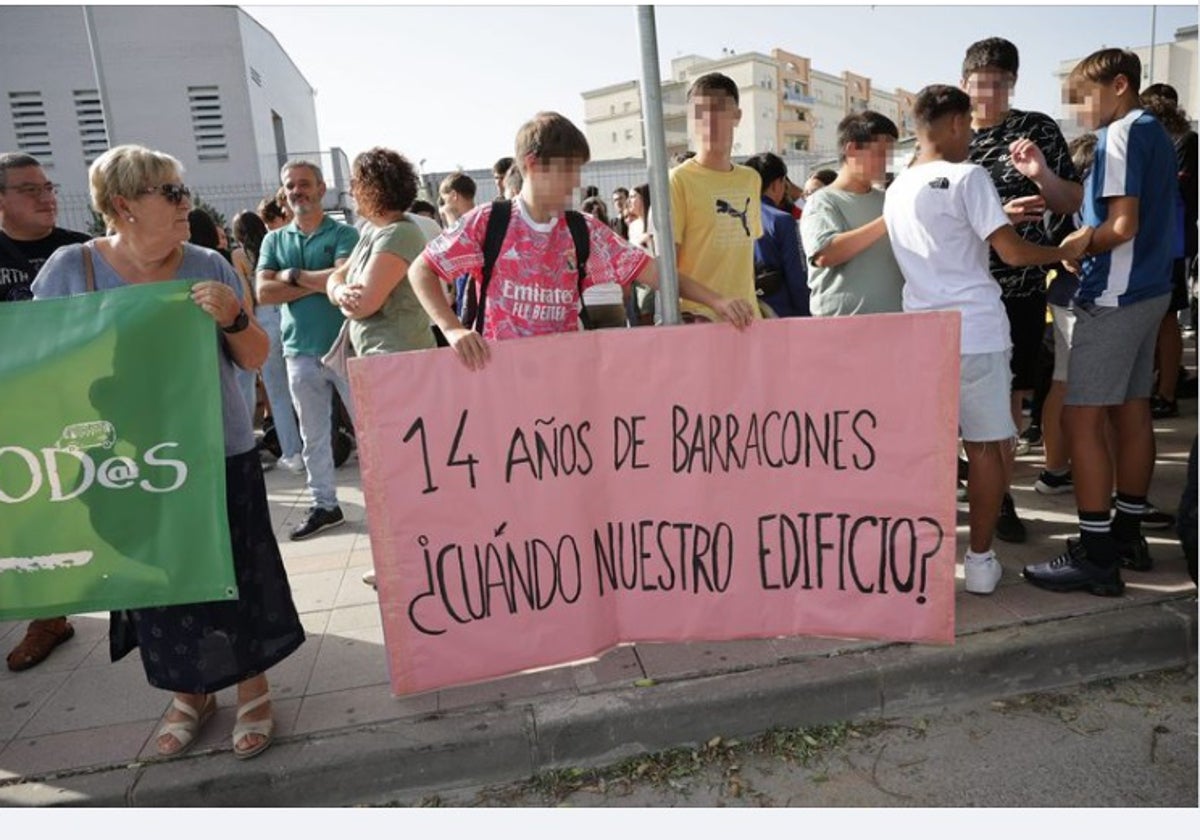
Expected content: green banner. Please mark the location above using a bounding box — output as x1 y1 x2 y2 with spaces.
0 280 237 620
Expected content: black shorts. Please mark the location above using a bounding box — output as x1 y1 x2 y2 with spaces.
1003 291 1047 391
1170 258 1191 312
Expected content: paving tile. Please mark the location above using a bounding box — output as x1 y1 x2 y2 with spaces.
261 635 321 701
284 529 359 559
299 609 331 637
0 669 71 740
286 568 346 614
333 564 380 609
633 638 783 682
0 718 154 778
437 666 577 712
292 683 437 735
990 580 1120 621
570 645 644 693
954 590 1020 635
18 664 169 737
283 550 353 576
305 626 391 695
0 620 23 648
0 615 107 680
325 603 383 634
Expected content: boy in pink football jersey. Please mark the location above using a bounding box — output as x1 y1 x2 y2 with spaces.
409 111 754 369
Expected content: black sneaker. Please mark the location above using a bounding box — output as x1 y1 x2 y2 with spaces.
1034 469 1073 495
1141 503 1176 531
1023 539 1125 596
1019 424 1043 446
957 456 969 482
1117 535 1153 572
995 493 1027 543
1150 394 1179 419
289 505 345 541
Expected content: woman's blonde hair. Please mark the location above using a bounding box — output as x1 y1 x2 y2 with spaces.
89 144 183 226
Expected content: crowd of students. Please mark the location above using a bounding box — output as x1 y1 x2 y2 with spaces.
1 36 1196 758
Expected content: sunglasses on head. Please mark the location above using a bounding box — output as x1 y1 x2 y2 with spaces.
140 183 192 205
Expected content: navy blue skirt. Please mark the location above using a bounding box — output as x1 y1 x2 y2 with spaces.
109 449 305 693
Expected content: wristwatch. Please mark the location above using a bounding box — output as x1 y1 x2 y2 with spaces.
222 307 250 334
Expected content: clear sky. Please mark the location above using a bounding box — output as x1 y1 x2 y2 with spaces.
243 1 1197 172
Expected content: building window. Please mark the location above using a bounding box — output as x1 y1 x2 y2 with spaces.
623 101 631 112
624 129 634 140
188 85 228 161
8 91 53 165
610 104 616 115
73 90 108 164
612 132 617 143
250 67 263 88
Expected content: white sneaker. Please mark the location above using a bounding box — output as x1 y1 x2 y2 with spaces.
361 570 377 589
279 454 305 474
963 552 1002 595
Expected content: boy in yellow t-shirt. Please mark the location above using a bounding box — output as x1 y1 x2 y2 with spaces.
670 72 763 322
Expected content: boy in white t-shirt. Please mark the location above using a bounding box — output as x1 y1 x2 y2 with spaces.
883 85 1092 595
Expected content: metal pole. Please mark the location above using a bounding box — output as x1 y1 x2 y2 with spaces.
636 5 681 326
83 5 116 146
1148 6 1157 85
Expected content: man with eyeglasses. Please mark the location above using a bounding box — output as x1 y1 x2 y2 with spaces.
0 152 89 302
256 159 359 541
0 151 90 672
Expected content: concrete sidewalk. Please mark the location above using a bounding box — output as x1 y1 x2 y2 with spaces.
1 391 1195 806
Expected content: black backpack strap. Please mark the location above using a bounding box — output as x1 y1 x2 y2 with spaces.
564 210 593 330
472 199 512 334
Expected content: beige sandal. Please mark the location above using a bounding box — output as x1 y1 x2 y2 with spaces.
156 694 216 757
232 692 274 760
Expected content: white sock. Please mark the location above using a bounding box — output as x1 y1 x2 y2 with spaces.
964 549 994 563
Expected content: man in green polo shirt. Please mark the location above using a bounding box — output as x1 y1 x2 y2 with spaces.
257 159 360 540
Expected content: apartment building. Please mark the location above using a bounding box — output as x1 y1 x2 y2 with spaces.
582 47 917 162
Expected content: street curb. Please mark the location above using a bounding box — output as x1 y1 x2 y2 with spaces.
4 596 1194 806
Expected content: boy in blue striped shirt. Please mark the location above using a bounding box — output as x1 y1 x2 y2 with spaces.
1023 49 1177 596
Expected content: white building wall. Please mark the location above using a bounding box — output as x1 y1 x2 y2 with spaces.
583 84 645 160
237 11 320 185
0 5 319 227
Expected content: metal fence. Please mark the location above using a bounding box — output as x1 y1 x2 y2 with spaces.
54 148 838 235
54 182 294 235
423 150 831 215
53 147 356 235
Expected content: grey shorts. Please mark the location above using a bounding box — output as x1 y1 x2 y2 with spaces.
1065 293 1171 406
1050 303 1075 382
960 350 1017 443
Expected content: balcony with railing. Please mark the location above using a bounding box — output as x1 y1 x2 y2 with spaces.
782 90 817 107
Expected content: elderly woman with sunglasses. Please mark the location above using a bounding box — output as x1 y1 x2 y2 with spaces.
31 144 305 760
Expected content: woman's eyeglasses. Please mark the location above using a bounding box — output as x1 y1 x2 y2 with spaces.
140 183 192 205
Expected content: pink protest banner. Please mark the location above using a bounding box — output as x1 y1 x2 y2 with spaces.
347 312 960 696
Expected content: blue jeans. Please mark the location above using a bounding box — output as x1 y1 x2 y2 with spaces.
258 305 302 460
285 353 355 509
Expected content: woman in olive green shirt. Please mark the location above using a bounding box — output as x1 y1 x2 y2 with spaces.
326 147 435 356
